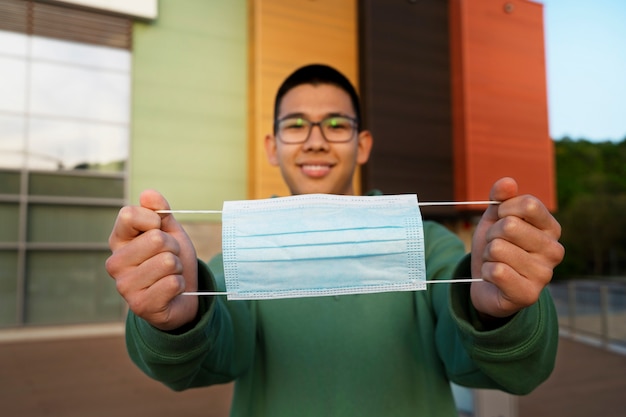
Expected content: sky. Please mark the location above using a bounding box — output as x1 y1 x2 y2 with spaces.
539 0 626 142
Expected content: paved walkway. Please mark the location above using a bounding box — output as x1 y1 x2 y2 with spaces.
0 334 231 417
518 336 626 417
1 333 624 416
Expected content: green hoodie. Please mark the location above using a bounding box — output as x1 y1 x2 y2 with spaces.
126 221 558 417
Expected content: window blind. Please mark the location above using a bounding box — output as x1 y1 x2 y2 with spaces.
0 0 132 49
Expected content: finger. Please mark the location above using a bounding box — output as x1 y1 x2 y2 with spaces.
135 251 184 289
107 228 182 278
478 261 542 309
115 250 183 296
486 215 559 255
124 274 186 321
124 228 181 266
484 216 564 282
482 237 554 286
109 205 162 248
498 195 562 240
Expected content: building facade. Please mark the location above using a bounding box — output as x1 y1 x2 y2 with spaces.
0 0 553 337
1 1 553 416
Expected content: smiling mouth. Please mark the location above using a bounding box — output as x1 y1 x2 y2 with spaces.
300 164 332 177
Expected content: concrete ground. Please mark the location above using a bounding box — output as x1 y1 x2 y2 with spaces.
518 336 626 417
0 331 231 417
1 331 624 417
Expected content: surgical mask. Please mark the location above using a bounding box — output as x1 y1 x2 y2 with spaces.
221 193 426 300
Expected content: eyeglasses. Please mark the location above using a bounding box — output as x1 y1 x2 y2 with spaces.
275 115 358 144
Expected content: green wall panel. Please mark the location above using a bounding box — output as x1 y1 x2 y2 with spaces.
0 251 18 326
131 0 247 217
26 251 123 325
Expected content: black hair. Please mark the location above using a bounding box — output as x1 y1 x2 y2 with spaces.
273 64 362 132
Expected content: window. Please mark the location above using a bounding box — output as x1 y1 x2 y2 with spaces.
0 0 131 327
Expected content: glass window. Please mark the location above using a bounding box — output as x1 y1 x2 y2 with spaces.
0 251 18 326
26 251 123 325
0 170 21 194
0 30 28 56
30 62 130 123
0 203 20 242
29 173 124 198
0 10 129 328
0 55 27 113
0 30 131 174
28 204 118 243
0 114 25 169
31 36 131 71
27 117 128 171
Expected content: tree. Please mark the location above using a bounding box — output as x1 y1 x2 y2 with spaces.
553 137 626 278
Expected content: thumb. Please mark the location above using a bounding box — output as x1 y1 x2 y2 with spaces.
139 189 171 211
484 177 519 221
139 188 198 282
138 189 181 233
471 177 519 278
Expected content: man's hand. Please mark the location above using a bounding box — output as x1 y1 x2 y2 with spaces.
470 177 565 319
105 190 199 331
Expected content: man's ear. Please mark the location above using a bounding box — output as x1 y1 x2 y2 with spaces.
356 130 373 165
264 133 279 166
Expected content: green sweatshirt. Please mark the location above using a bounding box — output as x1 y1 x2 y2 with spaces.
126 221 558 417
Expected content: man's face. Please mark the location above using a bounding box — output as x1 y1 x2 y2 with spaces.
265 83 372 195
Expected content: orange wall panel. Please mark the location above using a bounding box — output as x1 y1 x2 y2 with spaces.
248 0 358 199
450 0 556 211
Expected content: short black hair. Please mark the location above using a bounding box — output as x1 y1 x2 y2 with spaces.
273 64 362 132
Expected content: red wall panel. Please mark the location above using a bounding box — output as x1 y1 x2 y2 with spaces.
450 0 556 211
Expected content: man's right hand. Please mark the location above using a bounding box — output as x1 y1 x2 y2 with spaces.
105 189 199 331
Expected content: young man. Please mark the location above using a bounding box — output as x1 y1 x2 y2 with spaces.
106 64 564 416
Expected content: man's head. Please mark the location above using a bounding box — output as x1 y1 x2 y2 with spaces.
273 64 362 131
265 64 373 196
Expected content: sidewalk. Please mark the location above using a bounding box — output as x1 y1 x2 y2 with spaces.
1 332 624 416
518 336 626 417
0 333 232 417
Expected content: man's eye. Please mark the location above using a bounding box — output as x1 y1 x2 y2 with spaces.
283 118 307 129
326 118 351 130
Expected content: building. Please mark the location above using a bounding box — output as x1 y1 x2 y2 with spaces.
0 1 553 414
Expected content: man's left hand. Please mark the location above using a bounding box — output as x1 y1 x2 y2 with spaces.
470 177 565 319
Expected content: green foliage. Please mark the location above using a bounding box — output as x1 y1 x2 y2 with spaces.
554 136 626 278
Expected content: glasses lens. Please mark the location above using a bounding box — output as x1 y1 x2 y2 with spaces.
277 117 310 143
276 116 357 143
321 116 355 142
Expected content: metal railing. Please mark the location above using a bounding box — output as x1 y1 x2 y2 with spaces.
549 279 626 353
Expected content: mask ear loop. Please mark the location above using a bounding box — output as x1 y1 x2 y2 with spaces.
156 210 222 214
156 201 500 214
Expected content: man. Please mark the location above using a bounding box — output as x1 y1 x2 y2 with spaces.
106 64 564 416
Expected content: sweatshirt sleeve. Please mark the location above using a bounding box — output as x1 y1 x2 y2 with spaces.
423 222 558 395
446 255 559 394
125 256 255 391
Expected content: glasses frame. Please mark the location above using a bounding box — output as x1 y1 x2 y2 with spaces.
274 115 359 144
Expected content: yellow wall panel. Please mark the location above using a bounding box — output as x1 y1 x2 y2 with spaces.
248 0 358 199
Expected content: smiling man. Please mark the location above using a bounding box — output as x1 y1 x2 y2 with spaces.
265 69 372 196
106 64 564 417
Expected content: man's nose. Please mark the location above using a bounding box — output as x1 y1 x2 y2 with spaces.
303 124 329 150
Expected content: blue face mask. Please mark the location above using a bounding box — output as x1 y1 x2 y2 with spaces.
221 194 426 300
